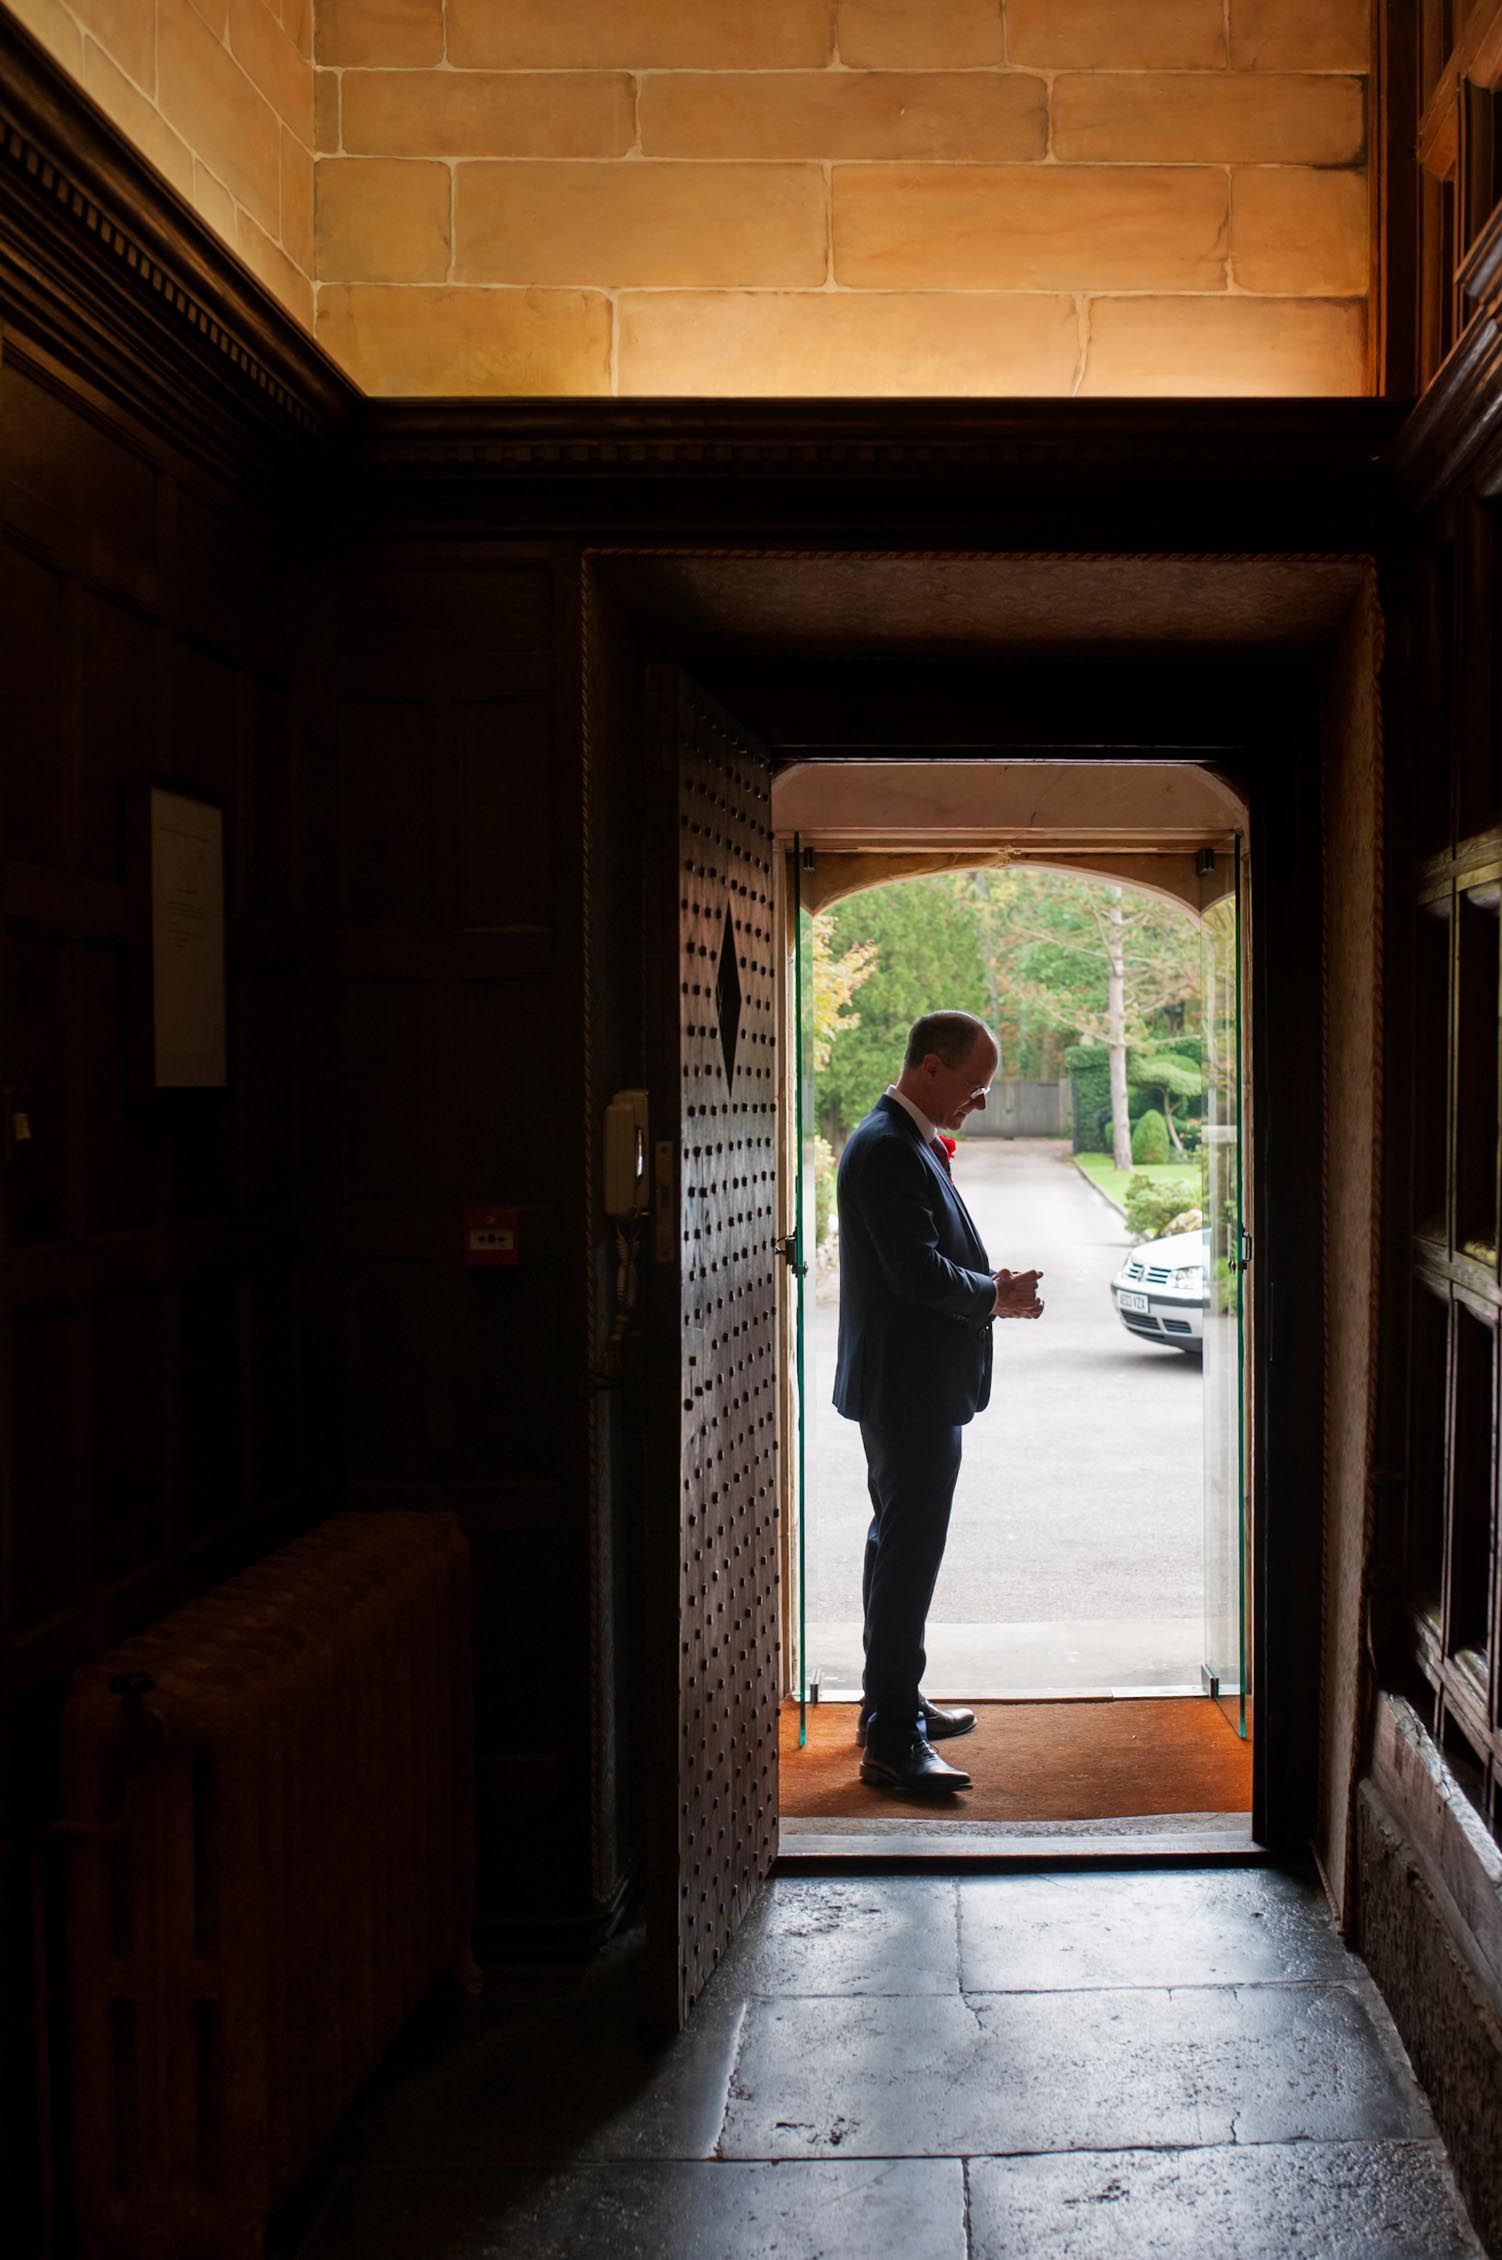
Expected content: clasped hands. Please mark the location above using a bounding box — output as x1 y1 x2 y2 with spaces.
992 1266 1045 1320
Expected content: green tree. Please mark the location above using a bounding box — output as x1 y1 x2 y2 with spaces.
1130 1044 1205 1155
807 914 878 1243
817 876 990 1143
964 868 1201 1173
809 912 878 1070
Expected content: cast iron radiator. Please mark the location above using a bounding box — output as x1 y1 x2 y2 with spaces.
59 1510 473 2259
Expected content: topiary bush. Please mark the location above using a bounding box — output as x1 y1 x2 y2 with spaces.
1131 1106 1171 1165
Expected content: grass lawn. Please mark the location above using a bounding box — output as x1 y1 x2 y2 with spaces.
1073 1153 1201 1215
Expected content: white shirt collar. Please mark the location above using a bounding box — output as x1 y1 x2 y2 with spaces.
886 1083 940 1148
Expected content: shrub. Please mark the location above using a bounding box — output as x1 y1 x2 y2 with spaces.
1120 1175 1201 1247
1125 1173 1201 1242
1065 1048 1114 1154
1131 1107 1171 1165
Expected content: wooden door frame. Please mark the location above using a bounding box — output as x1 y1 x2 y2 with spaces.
763 735 1321 1857
589 546 1348 1912
771 772 1250 1730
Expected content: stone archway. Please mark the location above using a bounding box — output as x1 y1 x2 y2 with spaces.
770 758 1248 1770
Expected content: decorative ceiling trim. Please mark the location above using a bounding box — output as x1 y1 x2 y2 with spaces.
0 12 1447 526
361 398 1406 481
0 14 351 466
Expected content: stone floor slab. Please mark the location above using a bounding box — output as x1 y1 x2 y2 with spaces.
967 2140 1481 2258
300 2159 968 2260
958 1867 1358 1991
709 1877 960 1997
329 1934 746 2167
719 1984 1433 2159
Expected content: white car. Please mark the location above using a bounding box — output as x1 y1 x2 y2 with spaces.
1110 1227 1207 1354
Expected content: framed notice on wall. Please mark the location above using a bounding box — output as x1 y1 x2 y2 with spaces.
149 786 227 1087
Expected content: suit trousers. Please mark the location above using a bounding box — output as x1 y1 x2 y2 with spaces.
859 1416 964 1744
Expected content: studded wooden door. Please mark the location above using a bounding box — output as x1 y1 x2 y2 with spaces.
644 668 780 2032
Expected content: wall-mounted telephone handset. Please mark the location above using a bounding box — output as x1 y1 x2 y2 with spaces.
603 1089 650 1218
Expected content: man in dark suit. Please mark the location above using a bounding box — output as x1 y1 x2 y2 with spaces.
834 1010 1044 1792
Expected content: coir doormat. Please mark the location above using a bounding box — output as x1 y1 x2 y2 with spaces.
779 1698 1252 1822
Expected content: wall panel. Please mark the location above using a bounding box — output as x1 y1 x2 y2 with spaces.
0 160 333 2254
1 349 161 554
1 354 312 1657
316 542 597 1942
0 32 350 2240
1369 20 1502 2207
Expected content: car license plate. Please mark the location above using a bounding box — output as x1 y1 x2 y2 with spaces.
1118 1290 1150 1314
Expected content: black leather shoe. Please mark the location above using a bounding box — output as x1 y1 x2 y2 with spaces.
860 1734 972 1794
856 1699 976 1748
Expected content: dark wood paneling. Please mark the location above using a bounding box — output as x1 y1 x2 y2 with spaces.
1378 568 1502 1848
1 433 311 1665
1374 51 1502 2102
10 1303 77 1630
1 350 159 559
314 543 591 1943
0 26 351 2234
5 547 68 866
337 703 434 930
454 702 554 928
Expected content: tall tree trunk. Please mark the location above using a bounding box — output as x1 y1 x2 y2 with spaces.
986 958 1003 1079
1107 891 1133 1172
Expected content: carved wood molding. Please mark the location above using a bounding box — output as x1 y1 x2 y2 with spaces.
1417 77 1459 182
1418 0 1502 179
1388 302 1502 510
1470 0 1502 90
0 14 351 475
360 398 1405 481
1460 202 1502 314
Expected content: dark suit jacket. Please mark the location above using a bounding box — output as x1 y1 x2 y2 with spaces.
832 1094 996 1428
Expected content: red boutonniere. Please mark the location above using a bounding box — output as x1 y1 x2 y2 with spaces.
939 1135 957 1158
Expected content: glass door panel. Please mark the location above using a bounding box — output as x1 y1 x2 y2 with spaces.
793 840 816 1744
1202 840 1247 1736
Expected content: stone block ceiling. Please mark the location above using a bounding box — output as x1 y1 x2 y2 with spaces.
5 0 1371 396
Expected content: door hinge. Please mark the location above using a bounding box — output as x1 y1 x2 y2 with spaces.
775 1233 807 1277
